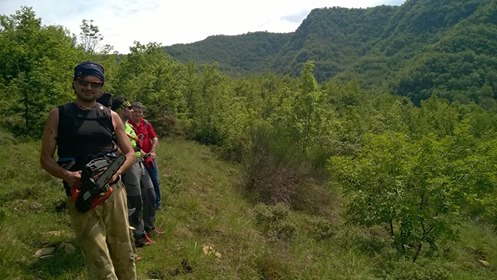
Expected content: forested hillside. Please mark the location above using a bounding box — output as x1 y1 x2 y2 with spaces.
164 32 291 76
164 0 497 106
1 4 497 279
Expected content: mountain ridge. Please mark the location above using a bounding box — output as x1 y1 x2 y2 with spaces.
164 0 495 105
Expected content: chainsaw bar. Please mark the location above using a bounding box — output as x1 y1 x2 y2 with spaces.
78 154 126 209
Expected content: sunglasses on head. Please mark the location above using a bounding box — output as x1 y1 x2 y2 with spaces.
117 100 132 110
76 79 103 89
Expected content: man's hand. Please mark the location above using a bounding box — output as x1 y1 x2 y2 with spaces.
110 173 121 184
142 150 155 159
63 170 82 187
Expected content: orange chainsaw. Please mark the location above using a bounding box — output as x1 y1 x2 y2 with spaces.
71 154 125 213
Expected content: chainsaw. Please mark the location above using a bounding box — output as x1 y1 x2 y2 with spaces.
71 154 125 213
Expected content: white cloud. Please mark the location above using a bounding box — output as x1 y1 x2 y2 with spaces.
0 0 405 54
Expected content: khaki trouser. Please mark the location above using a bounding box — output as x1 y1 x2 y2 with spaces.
68 181 137 280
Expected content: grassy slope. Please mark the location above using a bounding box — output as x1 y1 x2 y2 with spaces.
0 134 496 279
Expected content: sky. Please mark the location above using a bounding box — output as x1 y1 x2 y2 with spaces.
1 0 405 54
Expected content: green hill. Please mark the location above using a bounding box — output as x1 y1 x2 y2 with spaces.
164 32 291 77
1 132 497 279
164 0 497 105
2 6 497 279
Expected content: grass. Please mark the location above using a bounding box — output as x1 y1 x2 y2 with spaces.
1 132 497 279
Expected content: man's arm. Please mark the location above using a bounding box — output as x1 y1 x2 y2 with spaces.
150 136 158 156
111 111 135 182
40 108 81 186
147 120 159 157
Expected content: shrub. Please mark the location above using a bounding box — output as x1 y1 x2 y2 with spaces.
242 125 312 205
382 260 451 280
255 250 291 280
329 132 462 261
254 203 296 243
302 215 336 241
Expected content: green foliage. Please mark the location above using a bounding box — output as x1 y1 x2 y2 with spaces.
329 132 465 260
164 0 497 106
292 61 322 153
0 7 81 137
114 42 189 136
1 134 497 279
2 4 497 279
254 203 296 243
78 19 103 53
301 215 336 241
164 31 291 77
242 124 306 204
458 136 497 225
186 64 233 145
382 260 451 280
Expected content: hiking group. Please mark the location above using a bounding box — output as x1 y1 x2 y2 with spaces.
40 61 163 279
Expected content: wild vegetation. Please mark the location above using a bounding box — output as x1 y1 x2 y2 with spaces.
165 0 497 108
1 2 497 279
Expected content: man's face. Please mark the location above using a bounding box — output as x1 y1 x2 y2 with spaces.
122 107 131 121
131 107 143 122
73 76 103 102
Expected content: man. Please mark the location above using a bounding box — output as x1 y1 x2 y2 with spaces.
129 102 162 211
97 92 113 107
40 61 137 279
111 96 157 247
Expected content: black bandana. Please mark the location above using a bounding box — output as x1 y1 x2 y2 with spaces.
74 61 105 82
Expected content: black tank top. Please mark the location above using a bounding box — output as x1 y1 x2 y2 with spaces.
57 102 115 170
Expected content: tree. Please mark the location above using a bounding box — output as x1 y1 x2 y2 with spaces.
79 19 103 53
0 7 80 137
292 61 320 153
114 42 189 136
329 132 462 261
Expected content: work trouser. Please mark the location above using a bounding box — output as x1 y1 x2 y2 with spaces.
68 181 136 280
122 161 145 238
139 161 156 232
145 158 161 208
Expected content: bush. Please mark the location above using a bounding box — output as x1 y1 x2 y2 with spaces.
242 125 312 205
0 129 15 146
382 260 451 280
255 250 292 280
302 215 336 241
254 203 296 243
152 112 177 137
